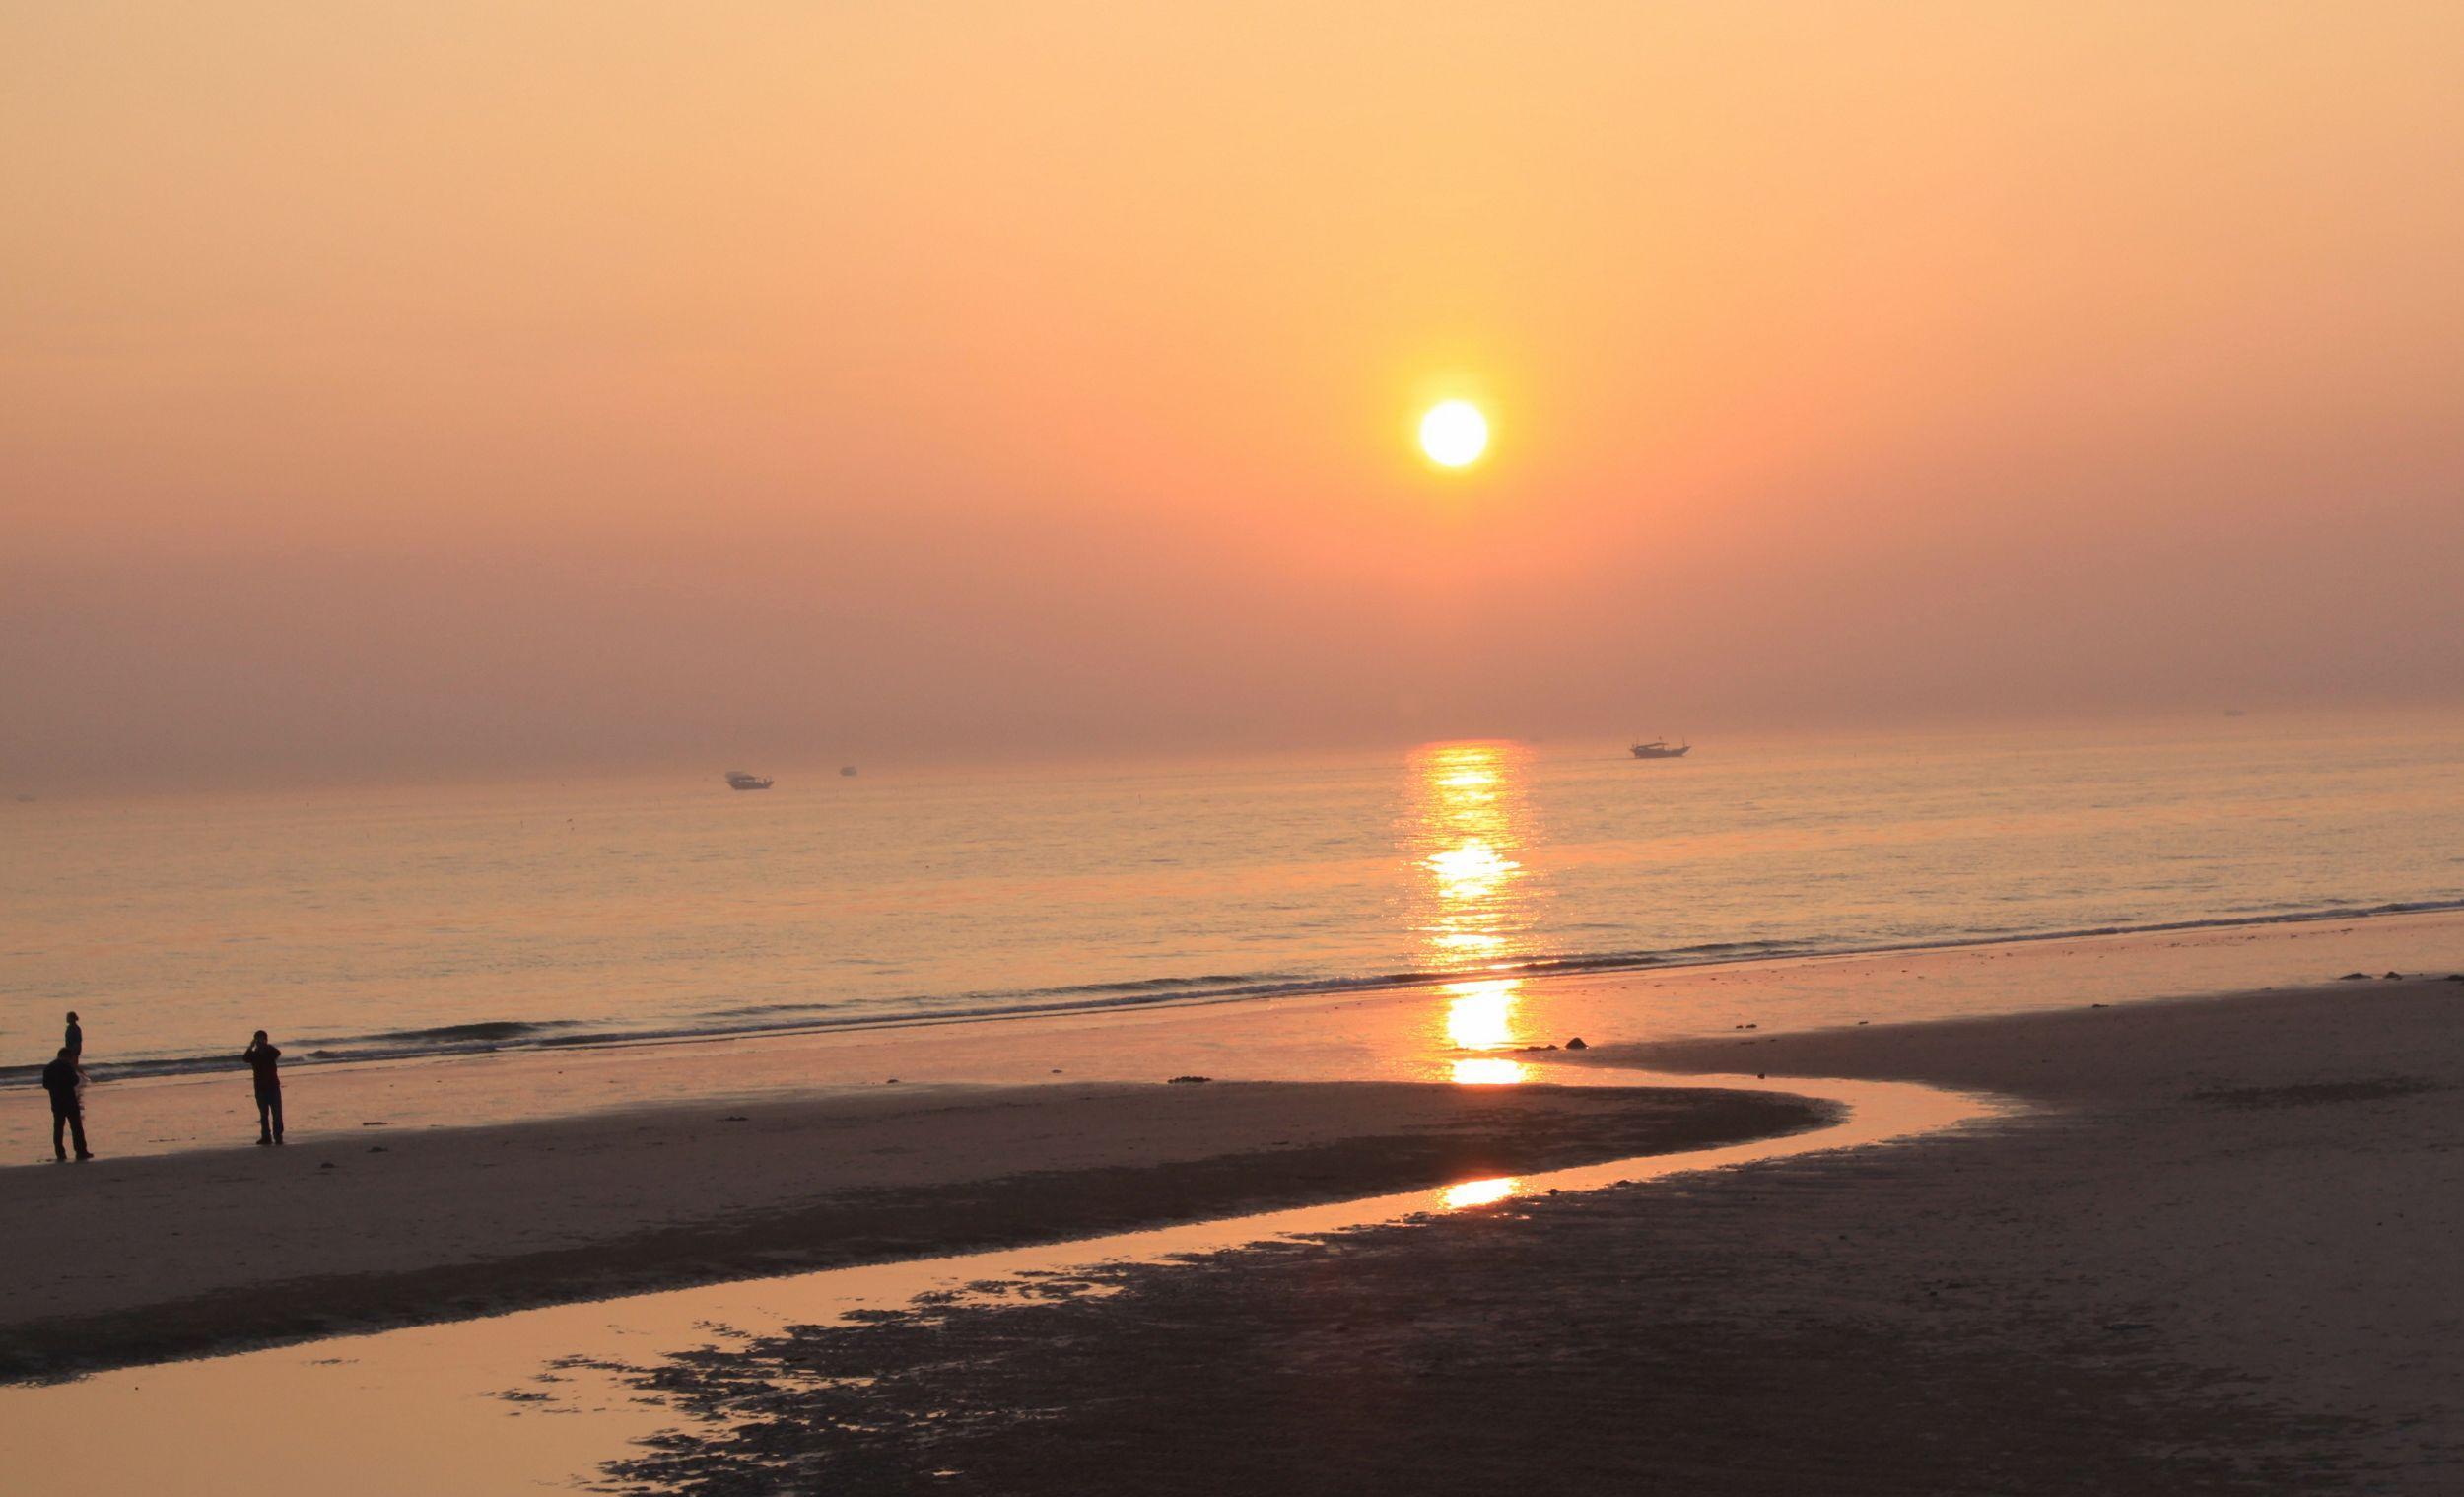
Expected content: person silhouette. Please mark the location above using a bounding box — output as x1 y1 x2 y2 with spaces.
41 1047 91 1162
243 1031 284 1145
63 1011 82 1061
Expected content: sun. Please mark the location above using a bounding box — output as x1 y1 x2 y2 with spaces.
1419 400 1489 468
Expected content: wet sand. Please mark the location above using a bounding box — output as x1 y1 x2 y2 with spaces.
589 977 2464 1495
0 1079 1830 1380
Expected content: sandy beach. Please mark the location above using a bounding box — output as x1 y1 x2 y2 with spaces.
579 976 2464 1495
0 1079 1830 1380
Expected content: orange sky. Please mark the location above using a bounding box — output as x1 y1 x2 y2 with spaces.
5 4 2462 784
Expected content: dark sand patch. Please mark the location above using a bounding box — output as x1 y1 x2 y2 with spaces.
2188 1077 2441 1109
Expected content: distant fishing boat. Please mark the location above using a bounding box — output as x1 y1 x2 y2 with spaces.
723 770 774 790
1629 739 1690 760
839 765 858 777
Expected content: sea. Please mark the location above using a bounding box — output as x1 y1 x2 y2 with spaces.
6 713 2461 1083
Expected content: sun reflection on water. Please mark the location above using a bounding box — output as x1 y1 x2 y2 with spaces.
1406 743 1542 1084
1405 742 1537 966
1438 1176 1520 1209
1427 839 1515 903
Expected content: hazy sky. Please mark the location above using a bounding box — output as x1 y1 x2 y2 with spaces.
6 3 2462 786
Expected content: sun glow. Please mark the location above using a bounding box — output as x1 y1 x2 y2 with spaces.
1418 400 1488 467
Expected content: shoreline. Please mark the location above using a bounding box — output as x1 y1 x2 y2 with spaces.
12 905 2462 1169
0 1079 1835 1381
24 896 2464 1090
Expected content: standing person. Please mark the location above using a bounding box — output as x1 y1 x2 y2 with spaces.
62 1011 86 1123
243 1030 284 1145
41 1048 91 1162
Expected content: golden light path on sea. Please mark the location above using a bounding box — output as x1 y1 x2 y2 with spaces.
1409 743 1540 1085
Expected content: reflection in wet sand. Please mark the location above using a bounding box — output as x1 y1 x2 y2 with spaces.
1442 978 1521 1051
0 1068 2002 1497
1439 1175 1520 1209
578 1069 1997 1492
1449 1056 1530 1086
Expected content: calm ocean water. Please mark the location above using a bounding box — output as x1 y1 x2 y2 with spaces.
6 714 2462 1079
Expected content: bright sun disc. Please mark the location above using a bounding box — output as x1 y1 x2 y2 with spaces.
1419 400 1488 467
